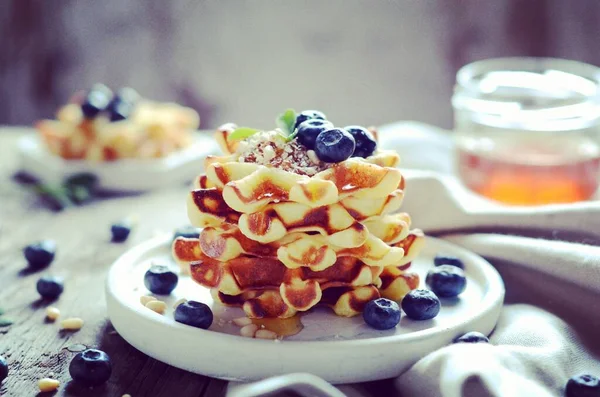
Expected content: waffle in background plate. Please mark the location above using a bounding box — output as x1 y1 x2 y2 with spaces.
37 84 199 161
173 110 424 319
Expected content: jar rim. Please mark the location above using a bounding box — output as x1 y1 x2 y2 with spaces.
453 57 600 131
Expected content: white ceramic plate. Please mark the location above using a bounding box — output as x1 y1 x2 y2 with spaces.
106 235 504 384
16 130 219 192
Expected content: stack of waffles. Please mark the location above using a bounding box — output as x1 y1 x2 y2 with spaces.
172 125 425 319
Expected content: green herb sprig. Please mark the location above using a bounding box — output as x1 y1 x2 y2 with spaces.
228 108 298 142
14 172 99 211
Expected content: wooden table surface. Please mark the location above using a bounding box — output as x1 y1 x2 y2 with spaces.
0 130 229 396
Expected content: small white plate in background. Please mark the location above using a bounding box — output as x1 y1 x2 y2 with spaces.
16 129 218 192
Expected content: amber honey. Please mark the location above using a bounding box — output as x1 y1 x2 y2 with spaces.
252 315 303 337
457 144 600 205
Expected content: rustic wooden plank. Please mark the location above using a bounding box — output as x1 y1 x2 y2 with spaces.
0 131 227 396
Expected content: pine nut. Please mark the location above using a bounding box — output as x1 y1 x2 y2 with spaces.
240 324 258 338
233 317 252 327
46 307 60 321
145 300 167 314
173 298 187 309
255 329 278 340
61 317 84 330
38 378 60 392
140 295 157 305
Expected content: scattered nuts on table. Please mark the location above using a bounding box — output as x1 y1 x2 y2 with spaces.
38 378 60 392
173 298 187 309
240 324 258 338
233 317 252 327
140 295 157 306
255 329 278 340
61 317 84 331
145 300 167 314
46 307 60 321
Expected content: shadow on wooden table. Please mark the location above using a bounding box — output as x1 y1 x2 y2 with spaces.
60 321 227 397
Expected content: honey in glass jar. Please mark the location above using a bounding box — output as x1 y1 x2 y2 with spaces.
452 58 600 205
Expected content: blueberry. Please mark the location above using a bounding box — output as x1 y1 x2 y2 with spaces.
401 289 441 320
295 119 333 150
111 221 132 243
144 265 178 295
36 276 64 300
294 110 326 130
174 301 213 329
81 84 112 119
426 265 467 298
0 355 8 383
24 240 56 269
434 255 465 269
363 298 401 330
566 374 600 397
314 128 356 163
108 100 134 122
344 126 377 158
107 88 139 122
453 331 489 344
69 349 112 386
172 225 201 242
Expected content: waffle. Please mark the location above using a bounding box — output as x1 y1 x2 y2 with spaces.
172 120 424 319
37 98 199 161
174 223 416 270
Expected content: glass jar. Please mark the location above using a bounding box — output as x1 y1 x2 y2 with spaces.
452 57 600 205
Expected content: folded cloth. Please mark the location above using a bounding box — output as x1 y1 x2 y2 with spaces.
228 122 600 397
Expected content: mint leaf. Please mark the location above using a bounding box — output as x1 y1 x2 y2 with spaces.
276 109 296 137
229 127 260 141
0 318 13 327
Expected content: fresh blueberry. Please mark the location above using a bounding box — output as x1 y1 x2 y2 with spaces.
434 255 465 269
107 88 139 122
81 84 112 119
69 349 112 386
314 128 356 163
453 331 490 344
108 100 133 122
172 225 201 242
174 301 213 329
294 110 326 130
295 119 333 150
344 126 377 158
566 374 600 397
24 240 56 269
111 221 132 243
401 289 441 320
144 265 178 295
36 276 64 300
363 298 401 330
0 355 8 383
426 265 467 298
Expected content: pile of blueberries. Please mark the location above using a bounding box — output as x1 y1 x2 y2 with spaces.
293 110 377 163
80 84 139 122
